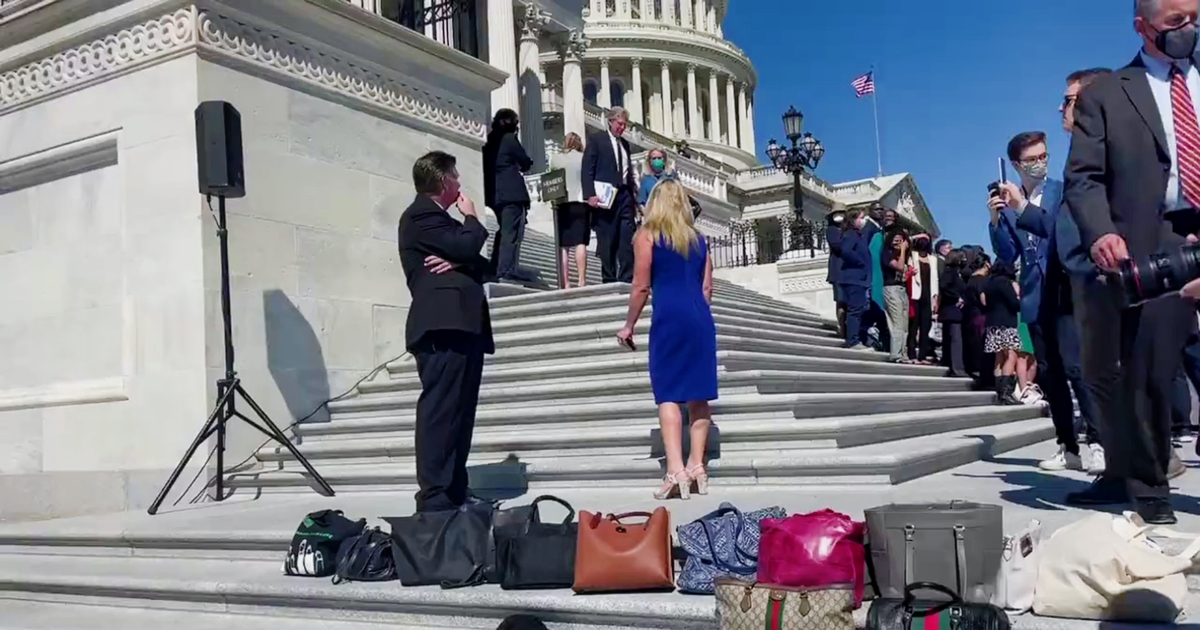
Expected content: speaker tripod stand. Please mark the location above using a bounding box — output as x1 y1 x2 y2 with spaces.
148 195 335 515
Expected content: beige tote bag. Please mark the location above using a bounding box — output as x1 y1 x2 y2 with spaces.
1033 511 1200 623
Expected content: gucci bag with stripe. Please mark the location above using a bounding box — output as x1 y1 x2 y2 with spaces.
715 578 854 630
867 582 1009 630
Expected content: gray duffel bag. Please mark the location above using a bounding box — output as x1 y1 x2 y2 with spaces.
864 501 1003 603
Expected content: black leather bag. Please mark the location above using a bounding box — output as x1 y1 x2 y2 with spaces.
386 502 497 588
332 527 396 584
495 496 577 590
867 582 1010 630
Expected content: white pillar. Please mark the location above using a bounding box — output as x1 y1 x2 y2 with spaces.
488 0 519 113
707 69 720 141
517 4 550 172
673 83 686 138
737 82 750 152
660 61 674 137
694 0 705 30
599 58 611 109
680 0 692 28
589 0 603 18
724 73 738 147
686 63 699 138
745 92 756 155
707 3 717 31
619 0 631 18
640 0 653 20
562 31 589 139
663 0 675 24
649 76 662 130
630 58 644 124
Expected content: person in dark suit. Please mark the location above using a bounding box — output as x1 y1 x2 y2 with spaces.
826 210 847 337
397 151 496 513
938 249 969 377
1063 0 1200 524
582 106 639 283
483 108 535 282
837 209 873 349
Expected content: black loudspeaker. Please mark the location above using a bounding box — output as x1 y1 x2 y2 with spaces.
195 101 245 198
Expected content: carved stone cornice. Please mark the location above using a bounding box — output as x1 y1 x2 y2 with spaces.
517 3 551 42
0 4 493 141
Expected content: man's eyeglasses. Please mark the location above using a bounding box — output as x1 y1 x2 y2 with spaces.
1062 95 1078 109
1018 153 1049 165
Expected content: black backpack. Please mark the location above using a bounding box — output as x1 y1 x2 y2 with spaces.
333 527 396 584
282 509 366 578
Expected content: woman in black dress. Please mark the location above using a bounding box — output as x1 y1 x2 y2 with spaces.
938 250 969 377
551 133 590 288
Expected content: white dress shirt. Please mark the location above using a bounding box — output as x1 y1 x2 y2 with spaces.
1139 50 1200 211
609 131 631 185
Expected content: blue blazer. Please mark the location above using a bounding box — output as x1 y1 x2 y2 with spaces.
989 178 1064 322
838 228 872 287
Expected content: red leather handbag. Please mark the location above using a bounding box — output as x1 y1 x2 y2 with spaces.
757 509 868 607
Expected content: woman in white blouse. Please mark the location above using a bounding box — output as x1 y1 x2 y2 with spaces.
551 133 589 288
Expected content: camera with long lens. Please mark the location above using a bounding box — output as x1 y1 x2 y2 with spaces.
1117 245 1200 304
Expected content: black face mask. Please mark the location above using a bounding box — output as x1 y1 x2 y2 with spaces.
1154 22 1198 60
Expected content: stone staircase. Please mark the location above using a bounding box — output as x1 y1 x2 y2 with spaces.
223 219 1052 495
0 219 1065 630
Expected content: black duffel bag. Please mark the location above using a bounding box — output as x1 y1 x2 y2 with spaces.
867 582 1010 630
332 527 396 584
495 495 577 590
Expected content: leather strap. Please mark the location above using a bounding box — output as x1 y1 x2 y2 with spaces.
610 511 655 524
903 524 915 586
953 524 967 597
529 495 576 525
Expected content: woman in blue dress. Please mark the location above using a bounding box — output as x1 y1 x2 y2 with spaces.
616 179 718 501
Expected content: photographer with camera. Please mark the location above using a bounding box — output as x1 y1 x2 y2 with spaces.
989 132 1087 473
1063 0 1200 524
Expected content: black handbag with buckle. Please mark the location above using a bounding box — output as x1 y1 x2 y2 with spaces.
495 495 578 590
867 582 1010 630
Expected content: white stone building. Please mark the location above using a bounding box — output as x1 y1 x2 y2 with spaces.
0 0 937 521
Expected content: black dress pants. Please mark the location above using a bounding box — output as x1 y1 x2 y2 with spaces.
413 331 486 512
1076 278 1192 500
908 298 934 361
1029 317 1080 454
941 320 965 375
592 189 636 283
490 203 528 279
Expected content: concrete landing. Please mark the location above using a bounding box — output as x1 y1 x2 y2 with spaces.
3 442 1200 628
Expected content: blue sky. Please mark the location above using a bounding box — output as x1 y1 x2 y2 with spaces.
725 0 1140 250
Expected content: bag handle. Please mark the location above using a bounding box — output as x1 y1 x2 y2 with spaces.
529 495 575 526
610 511 655 524
696 508 752 575
903 582 963 607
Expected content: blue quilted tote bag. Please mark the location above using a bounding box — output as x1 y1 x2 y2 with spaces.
676 502 786 594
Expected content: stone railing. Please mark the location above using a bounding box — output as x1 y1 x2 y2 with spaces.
631 151 721 199
736 165 838 198
830 179 882 197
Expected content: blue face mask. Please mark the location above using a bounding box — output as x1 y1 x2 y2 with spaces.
650 158 666 172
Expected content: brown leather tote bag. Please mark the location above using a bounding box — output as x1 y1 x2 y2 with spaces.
572 508 674 593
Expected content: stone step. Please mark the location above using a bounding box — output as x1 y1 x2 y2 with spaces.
0 601 452 630
232 418 1055 492
339 369 974 417
265 405 1044 466
302 391 1001 440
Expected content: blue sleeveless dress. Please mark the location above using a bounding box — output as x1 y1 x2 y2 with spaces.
648 235 719 404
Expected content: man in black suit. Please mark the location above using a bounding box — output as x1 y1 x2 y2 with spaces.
582 106 639 283
397 151 496 513
1064 0 1199 524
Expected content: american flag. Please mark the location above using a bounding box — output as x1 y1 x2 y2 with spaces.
852 72 875 98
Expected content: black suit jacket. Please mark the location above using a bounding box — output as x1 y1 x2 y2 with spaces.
582 131 638 200
483 131 534 208
397 195 496 354
1065 55 1189 260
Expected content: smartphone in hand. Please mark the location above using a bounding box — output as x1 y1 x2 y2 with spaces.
618 336 637 351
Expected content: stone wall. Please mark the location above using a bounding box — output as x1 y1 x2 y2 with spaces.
713 254 838 320
0 0 502 521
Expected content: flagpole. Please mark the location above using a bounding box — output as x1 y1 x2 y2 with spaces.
870 66 883 177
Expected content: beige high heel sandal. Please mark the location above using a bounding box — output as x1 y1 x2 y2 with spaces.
653 470 691 501
686 464 709 495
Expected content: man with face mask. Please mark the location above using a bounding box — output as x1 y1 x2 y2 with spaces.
1063 0 1200 524
826 209 848 336
990 131 1090 476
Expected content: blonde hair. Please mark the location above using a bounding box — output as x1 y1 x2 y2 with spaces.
564 132 583 152
641 179 699 258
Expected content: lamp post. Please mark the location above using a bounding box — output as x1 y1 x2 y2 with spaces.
765 106 825 258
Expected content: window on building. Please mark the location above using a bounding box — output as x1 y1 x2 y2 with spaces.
610 80 625 107
584 81 599 106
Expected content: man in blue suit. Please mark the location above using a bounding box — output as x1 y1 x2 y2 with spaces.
990 131 1092 473
582 107 639 283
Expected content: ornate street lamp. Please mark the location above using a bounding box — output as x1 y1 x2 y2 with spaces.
766 105 825 257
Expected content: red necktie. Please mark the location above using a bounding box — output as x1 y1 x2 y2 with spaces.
1170 66 1200 207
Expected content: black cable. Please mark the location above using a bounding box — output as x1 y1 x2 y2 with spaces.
179 351 411 506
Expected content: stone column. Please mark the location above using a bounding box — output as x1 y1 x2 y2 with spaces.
663 0 675 24
707 69 720 140
707 4 717 31
640 0 653 20
619 0 631 18
724 73 738 147
630 58 644 124
517 3 550 171
561 31 590 140
686 63 699 138
589 0 603 18
660 61 674 137
488 0 519 113
737 82 751 152
680 0 692 28
695 0 705 30
599 58 611 108
745 92 756 155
